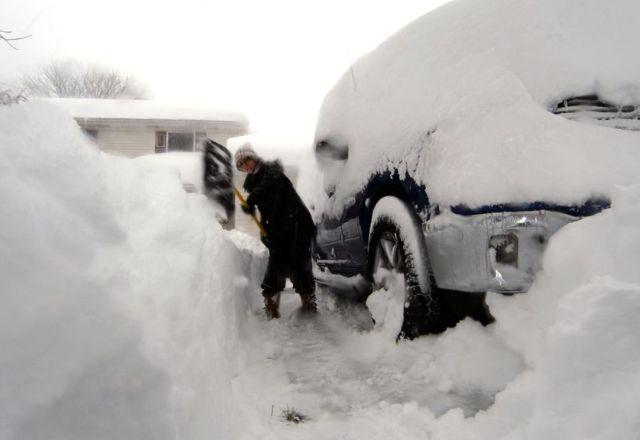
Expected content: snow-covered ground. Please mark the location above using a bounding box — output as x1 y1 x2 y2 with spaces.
3 98 640 440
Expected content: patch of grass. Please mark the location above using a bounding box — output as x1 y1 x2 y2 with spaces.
280 406 309 424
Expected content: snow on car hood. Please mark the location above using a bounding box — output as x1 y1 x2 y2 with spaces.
315 0 640 209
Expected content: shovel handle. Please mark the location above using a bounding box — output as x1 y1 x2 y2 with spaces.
234 187 267 237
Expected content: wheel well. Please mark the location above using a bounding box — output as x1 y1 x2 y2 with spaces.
360 172 428 249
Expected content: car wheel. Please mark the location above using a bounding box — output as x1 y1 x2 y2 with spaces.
367 197 449 339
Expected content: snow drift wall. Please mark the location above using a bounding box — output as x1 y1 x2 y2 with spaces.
483 184 640 440
0 102 257 440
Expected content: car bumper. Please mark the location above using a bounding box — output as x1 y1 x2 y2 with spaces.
423 210 578 293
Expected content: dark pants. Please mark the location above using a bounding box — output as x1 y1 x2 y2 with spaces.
261 236 315 299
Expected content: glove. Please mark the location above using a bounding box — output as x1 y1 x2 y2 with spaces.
241 203 255 215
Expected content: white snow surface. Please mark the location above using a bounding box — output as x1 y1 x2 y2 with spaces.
366 280 406 340
315 0 640 211
0 102 254 440
3 101 640 439
38 97 248 123
135 152 204 192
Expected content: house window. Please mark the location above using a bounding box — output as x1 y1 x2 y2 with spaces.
156 131 197 153
168 132 194 152
155 131 167 153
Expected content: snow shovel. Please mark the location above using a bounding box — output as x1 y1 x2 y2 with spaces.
233 186 268 238
203 138 267 237
203 139 235 222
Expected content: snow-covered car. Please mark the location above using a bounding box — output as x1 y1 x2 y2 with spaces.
312 0 640 337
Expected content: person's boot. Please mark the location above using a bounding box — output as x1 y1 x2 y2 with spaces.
300 293 318 314
264 295 281 319
469 296 495 326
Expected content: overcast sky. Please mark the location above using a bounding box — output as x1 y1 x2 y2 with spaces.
2 0 449 147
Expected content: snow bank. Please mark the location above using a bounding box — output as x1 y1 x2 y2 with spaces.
476 184 640 439
0 102 257 440
316 0 640 210
134 151 204 192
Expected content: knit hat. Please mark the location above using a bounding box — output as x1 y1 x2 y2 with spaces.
234 143 259 169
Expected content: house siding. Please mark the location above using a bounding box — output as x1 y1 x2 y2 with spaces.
96 126 156 157
83 125 239 158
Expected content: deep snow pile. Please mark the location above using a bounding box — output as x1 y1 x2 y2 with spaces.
0 102 258 440
134 151 204 192
315 0 640 212
407 184 640 440
478 184 640 439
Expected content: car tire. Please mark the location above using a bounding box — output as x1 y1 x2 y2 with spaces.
367 197 450 339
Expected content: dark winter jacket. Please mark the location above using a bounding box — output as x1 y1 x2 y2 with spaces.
244 160 315 249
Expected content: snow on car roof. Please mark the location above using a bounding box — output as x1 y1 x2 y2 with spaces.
39 97 248 124
316 0 640 209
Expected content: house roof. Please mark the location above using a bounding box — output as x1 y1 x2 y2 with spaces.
38 98 249 125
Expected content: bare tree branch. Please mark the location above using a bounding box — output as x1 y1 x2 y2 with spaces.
0 29 31 50
21 60 148 99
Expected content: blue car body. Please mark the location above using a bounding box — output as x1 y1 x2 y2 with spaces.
313 167 609 295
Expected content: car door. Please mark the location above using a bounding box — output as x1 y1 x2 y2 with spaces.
338 197 367 273
314 195 367 275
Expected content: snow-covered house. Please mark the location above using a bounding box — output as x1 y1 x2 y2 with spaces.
42 98 249 157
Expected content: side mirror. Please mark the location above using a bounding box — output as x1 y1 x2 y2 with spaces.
315 138 348 199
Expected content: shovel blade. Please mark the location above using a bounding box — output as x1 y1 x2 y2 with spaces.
203 139 235 222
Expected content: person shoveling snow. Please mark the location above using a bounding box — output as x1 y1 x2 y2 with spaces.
234 143 318 319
